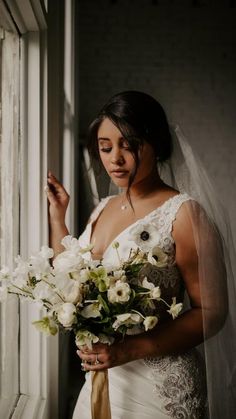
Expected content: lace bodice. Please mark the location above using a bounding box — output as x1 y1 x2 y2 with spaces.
79 193 192 311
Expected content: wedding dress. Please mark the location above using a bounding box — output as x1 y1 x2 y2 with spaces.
72 193 207 419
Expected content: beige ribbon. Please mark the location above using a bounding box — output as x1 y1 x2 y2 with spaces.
91 370 111 419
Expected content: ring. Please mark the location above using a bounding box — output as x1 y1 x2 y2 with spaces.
81 361 86 371
94 353 100 365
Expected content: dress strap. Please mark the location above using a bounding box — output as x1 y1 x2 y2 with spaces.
162 193 193 235
89 195 115 224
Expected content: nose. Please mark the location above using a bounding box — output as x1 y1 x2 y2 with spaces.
110 148 125 165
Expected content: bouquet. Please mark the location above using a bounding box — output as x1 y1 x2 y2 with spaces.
0 233 183 419
0 235 183 349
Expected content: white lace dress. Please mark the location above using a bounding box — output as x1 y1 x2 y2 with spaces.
72 193 207 419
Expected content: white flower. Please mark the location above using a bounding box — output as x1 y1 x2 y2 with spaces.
142 277 161 300
150 286 161 300
39 245 54 260
130 251 146 264
128 223 160 252
142 277 154 290
143 316 158 331
147 246 168 267
75 330 99 350
32 281 55 301
57 302 77 327
11 273 28 290
108 281 131 304
108 269 126 287
78 268 90 284
12 256 29 289
53 251 85 274
61 280 82 304
29 254 52 278
0 285 8 302
167 297 183 319
112 312 142 331
81 302 101 318
61 235 82 253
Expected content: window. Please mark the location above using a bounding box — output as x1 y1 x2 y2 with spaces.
0 26 20 417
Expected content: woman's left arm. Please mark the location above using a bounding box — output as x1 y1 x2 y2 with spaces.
77 204 216 370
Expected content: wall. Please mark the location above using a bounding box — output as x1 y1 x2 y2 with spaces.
77 0 236 235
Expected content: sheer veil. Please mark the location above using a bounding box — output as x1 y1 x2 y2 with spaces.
160 125 236 418
108 125 236 418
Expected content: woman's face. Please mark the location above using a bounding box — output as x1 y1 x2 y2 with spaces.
97 118 156 189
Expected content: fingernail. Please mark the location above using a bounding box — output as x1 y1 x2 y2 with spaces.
44 185 49 193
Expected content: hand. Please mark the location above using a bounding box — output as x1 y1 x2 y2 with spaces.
77 340 133 371
46 171 70 225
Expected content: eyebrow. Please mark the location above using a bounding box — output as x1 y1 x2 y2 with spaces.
98 136 126 141
98 137 111 141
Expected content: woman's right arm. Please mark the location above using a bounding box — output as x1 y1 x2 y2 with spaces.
46 172 70 257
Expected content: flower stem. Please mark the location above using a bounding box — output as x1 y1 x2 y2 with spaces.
131 308 145 320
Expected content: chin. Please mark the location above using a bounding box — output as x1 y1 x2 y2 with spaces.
111 178 129 189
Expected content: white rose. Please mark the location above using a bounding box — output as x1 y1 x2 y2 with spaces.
107 281 131 304
143 316 158 331
167 297 183 319
57 302 77 327
62 280 82 304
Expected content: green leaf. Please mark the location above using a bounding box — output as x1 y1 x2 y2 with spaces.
97 294 110 315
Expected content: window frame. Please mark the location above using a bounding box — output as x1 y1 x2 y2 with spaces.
0 1 59 418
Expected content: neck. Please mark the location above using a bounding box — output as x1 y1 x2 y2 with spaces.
122 168 164 200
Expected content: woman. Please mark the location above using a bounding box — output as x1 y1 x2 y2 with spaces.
46 91 233 419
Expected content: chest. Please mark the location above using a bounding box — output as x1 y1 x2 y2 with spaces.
90 208 138 259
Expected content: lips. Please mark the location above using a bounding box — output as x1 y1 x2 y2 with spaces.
110 170 129 178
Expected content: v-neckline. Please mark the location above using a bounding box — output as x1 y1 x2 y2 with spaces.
88 193 181 260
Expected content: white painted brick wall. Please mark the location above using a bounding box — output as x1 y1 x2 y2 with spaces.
78 0 236 237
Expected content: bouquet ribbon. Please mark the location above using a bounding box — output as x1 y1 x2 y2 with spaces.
91 370 111 419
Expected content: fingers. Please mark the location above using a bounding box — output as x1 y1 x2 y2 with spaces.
47 172 68 195
77 349 110 371
44 185 58 205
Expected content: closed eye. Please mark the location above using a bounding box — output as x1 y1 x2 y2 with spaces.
100 147 112 153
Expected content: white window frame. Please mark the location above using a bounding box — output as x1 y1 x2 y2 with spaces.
1 1 78 417
0 25 20 419
0 1 59 418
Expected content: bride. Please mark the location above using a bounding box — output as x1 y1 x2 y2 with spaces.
46 91 235 419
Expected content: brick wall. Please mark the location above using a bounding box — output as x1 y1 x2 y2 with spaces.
77 0 236 235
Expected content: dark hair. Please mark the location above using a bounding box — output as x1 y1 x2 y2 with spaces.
87 91 173 200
